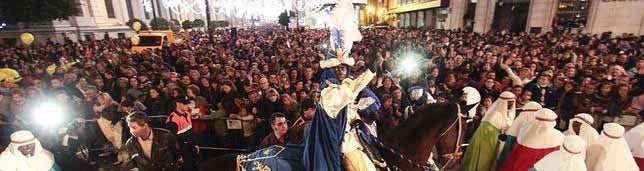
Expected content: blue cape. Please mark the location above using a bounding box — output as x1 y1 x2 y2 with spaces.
303 104 348 171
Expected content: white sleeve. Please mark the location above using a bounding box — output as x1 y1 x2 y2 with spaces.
504 67 522 86
349 70 376 96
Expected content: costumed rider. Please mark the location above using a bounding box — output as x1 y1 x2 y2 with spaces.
302 0 379 170
461 91 516 171
403 86 437 120
0 130 61 171
354 88 387 169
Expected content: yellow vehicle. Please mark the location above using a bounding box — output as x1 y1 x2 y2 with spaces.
131 30 175 52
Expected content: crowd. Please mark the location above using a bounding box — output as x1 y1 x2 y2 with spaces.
0 26 641 170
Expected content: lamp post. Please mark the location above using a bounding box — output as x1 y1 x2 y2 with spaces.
151 0 158 21
205 0 213 42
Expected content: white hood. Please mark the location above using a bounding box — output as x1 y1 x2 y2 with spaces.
0 130 55 171
517 108 564 148
533 135 587 171
482 92 516 130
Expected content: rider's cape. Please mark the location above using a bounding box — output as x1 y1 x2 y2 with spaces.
236 144 304 171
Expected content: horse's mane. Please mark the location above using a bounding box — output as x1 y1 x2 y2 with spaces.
384 103 458 146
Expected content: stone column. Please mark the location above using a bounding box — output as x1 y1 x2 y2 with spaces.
446 0 469 30
130 0 146 20
525 0 558 33
473 0 497 33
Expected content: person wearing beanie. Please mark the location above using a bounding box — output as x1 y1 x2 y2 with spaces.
586 123 638 171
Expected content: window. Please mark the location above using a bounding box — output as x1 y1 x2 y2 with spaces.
418 10 425 27
84 34 94 41
105 0 116 18
554 0 589 28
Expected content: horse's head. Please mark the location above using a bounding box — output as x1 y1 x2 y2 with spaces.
457 87 481 118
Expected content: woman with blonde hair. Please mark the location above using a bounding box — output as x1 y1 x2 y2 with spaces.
93 92 127 163
281 93 300 121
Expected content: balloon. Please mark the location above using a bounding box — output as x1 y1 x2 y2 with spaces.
20 33 34 45
131 35 140 45
132 21 142 31
0 68 21 83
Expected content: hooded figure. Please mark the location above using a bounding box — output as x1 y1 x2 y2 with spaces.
624 123 644 169
462 86 481 122
461 91 516 171
564 113 599 146
0 130 60 171
403 86 437 120
586 123 638 171
498 101 542 166
531 135 588 171
356 88 381 138
500 108 564 171
303 0 377 170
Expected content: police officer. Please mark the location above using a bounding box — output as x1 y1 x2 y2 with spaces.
165 94 198 171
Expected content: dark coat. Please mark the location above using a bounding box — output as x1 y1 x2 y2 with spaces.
125 128 180 171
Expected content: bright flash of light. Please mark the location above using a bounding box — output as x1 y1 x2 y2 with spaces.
401 56 418 74
32 102 65 128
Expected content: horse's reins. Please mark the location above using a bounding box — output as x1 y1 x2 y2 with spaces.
436 103 465 170
371 103 466 171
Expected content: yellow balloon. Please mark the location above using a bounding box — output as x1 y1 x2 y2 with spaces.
131 35 140 45
0 68 21 83
132 21 142 31
20 33 34 45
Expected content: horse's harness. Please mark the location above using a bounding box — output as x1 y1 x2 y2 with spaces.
437 104 464 170
371 103 465 171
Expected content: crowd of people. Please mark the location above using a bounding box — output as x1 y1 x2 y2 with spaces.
0 26 641 170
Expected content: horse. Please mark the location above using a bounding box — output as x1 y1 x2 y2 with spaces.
201 101 475 171
378 102 474 171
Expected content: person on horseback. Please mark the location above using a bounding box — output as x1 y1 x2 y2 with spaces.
302 0 379 170
403 86 436 120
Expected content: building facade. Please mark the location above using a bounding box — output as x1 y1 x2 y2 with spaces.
0 0 206 44
377 0 643 35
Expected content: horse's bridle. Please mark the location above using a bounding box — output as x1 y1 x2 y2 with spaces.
373 103 466 171
436 103 465 170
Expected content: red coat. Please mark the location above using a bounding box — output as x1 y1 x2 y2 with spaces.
191 104 208 135
499 143 559 171
635 157 644 170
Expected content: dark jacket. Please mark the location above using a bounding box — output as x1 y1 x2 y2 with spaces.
125 128 180 171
